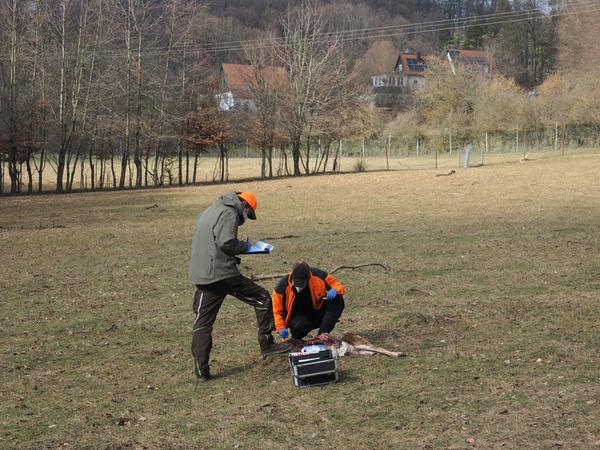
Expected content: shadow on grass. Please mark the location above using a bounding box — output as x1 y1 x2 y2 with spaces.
212 359 259 379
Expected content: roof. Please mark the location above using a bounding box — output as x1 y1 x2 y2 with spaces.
221 63 287 98
394 53 427 77
446 49 492 65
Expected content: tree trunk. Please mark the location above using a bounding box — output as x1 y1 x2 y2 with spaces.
68 151 80 191
37 148 45 193
18 162 24 192
79 156 85 190
134 27 143 188
8 160 20 194
219 144 228 182
99 154 105 189
66 151 72 191
304 135 311 175
322 142 331 173
8 0 20 193
185 151 190 184
111 152 117 188
178 140 183 186
128 158 133 187
193 153 198 184
268 146 273 178
56 0 67 192
159 156 165 186
292 138 301 176
281 143 291 176
89 140 95 190
314 138 321 173
120 1 133 189
26 159 33 193
152 142 161 186
332 139 342 172
261 147 266 178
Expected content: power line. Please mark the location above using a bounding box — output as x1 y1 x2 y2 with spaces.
190 2 582 52
0 1 598 60
131 0 600 54
171 3 600 55
107 0 600 54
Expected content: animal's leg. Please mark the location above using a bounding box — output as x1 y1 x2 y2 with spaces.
353 344 406 357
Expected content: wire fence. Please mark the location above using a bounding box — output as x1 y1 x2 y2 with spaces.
1 125 599 196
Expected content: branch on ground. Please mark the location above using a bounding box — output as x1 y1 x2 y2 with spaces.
435 170 456 177
251 262 389 281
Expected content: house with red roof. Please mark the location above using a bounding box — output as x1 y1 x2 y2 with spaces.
444 49 493 76
370 48 493 108
218 63 287 111
393 51 428 90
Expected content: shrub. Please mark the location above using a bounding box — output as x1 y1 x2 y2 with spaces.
353 159 368 172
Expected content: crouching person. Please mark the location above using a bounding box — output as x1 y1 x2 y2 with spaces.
272 261 345 341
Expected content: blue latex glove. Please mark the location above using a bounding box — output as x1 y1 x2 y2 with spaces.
326 288 337 302
278 328 289 339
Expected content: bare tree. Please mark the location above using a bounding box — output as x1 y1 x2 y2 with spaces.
0 0 21 193
274 0 349 176
472 74 521 154
244 36 287 178
352 39 400 84
557 0 600 71
185 103 228 183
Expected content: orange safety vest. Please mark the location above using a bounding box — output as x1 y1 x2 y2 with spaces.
272 271 345 332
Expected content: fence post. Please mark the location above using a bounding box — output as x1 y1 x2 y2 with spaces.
463 144 473 168
485 130 489 153
386 132 390 170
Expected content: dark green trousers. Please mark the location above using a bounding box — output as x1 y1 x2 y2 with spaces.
191 275 274 372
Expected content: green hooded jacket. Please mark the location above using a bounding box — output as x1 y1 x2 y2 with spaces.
189 191 248 285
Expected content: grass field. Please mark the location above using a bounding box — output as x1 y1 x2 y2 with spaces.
3 146 596 193
1 152 600 449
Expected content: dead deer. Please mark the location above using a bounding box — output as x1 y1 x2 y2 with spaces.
289 332 406 358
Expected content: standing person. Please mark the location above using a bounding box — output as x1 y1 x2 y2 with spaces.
189 191 291 382
272 261 345 341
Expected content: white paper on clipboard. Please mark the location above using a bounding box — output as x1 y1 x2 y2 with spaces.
244 240 274 254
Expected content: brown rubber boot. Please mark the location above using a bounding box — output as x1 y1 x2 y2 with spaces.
258 333 292 358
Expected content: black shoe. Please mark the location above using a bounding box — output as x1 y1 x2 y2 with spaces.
194 363 210 382
258 334 293 358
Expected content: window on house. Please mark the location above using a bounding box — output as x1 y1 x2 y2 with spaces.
407 58 426 72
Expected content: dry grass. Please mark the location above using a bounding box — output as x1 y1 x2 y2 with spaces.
1 152 600 449
4 146 595 193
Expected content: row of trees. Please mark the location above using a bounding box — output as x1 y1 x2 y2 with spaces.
1 0 598 195
0 0 221 194
0 0 374 194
